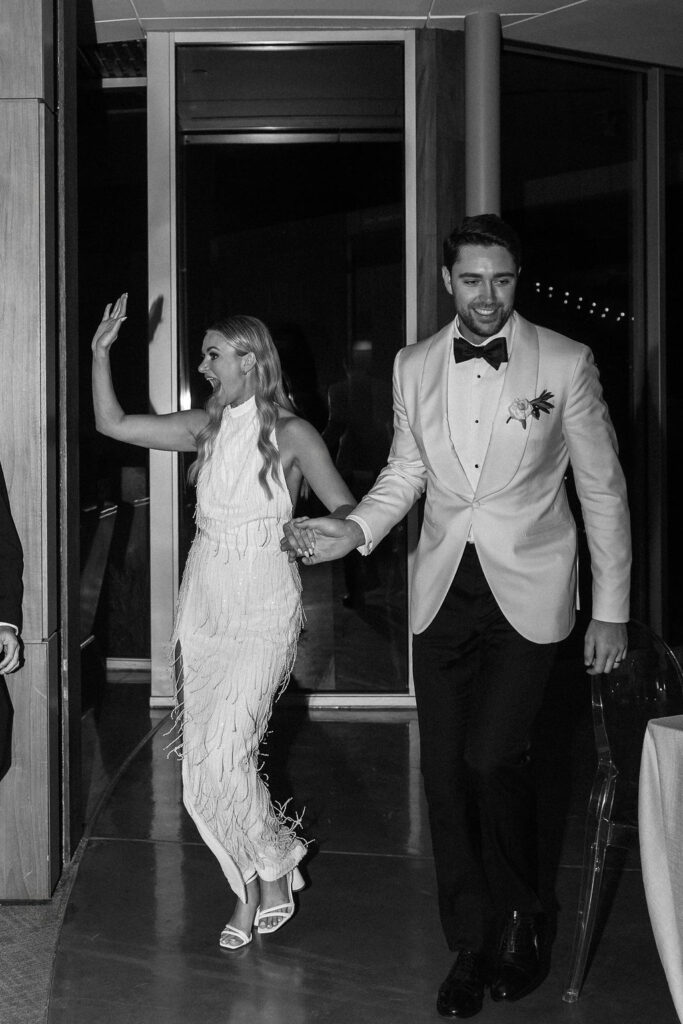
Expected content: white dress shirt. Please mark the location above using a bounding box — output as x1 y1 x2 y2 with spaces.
348 313 516 552
449 315 514 492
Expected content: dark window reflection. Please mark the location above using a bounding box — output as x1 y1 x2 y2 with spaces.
501 51 644 615
666 75 683 643
178 45 408 694
77 83 150 661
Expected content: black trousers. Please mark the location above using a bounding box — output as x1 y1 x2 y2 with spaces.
412 543 557 952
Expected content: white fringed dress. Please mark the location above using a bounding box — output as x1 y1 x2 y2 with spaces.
171 396 306 903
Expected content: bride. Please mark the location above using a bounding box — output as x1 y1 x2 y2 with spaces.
92 294 351 949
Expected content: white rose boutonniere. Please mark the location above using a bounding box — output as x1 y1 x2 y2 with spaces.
506 390 554 430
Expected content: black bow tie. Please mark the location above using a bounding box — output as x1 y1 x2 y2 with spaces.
453 335 508 371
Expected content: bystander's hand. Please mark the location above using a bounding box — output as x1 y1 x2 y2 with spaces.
0 626 20 674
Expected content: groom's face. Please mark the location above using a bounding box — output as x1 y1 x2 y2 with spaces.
442 244 518 345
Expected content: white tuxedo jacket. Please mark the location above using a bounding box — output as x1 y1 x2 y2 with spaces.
353 313 631 643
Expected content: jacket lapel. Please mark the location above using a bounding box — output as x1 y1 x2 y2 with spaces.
418 324 474 497
475 314 540 498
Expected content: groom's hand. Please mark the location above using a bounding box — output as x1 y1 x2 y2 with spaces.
584 619 628 675
281 517 316 561
281 517 365 565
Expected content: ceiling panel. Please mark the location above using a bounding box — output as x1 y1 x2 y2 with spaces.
91 0 138 17
430 0 575 13
503 0 683 69
90 19 144 42
133 0 431 34
84 0 683 70
134 0 432 15
80 0 143 42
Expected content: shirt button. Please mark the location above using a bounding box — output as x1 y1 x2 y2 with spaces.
474 464 479 469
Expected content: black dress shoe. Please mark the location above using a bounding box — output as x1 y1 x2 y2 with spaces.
490 911 545 1002
436 950 486 1018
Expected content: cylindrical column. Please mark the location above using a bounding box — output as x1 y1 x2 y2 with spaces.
465 11 502 216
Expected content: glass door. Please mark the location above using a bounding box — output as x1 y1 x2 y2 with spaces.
501 50 646 619
176 42 410 698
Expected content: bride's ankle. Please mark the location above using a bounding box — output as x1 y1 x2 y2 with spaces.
260 876 286 897
244 874 260 900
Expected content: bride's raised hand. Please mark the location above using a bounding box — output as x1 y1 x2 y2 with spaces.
92 293 128 353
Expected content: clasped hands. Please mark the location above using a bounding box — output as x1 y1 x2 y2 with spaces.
280 516 364 565
281 519 628 676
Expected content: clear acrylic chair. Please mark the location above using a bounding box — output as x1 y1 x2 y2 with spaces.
563 620 683 1002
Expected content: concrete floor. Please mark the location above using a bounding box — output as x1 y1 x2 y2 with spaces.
40 655 677 1024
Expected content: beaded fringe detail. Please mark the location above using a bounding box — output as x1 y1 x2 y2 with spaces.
166 402 307 901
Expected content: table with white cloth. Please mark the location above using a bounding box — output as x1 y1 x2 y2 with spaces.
639 714 683 1023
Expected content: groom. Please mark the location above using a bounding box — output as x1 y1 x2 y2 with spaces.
284 214 630 1017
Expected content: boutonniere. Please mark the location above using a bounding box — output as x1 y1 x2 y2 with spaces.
506 390 555 429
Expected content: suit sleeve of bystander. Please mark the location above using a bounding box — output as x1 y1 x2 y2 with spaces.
0 460 23 635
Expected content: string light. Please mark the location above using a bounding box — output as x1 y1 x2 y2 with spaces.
530 281 632 324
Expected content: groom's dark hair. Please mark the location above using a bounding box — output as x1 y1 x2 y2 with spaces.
443 214 522 272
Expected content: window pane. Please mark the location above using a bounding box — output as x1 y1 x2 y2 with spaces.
501 51 644 613
665 74 683 643
178 45 409 695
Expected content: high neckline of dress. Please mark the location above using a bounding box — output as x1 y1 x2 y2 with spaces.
226 394 257 418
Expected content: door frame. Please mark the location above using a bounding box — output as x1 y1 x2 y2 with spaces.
147 29 418 709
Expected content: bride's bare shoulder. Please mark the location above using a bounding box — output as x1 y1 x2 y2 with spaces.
275 409 320 448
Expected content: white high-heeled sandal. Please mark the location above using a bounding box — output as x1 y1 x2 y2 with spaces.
219 923 252 950
219 871 259 949
255 867 305 935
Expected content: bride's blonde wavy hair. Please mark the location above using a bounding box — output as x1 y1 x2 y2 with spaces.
188 315 293 497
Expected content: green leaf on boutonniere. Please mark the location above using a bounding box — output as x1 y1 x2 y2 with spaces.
507 390 555 428
530 390 554 419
